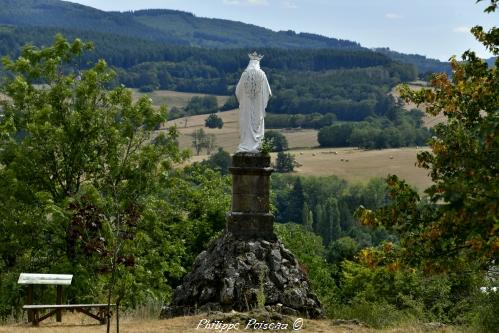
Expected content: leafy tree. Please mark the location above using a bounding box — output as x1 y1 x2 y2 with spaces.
190 128 207 155
286 177 304 223
185 95 218 116
302 202 314 231
204 113 224 129
265 130 288 152
316 198 341 246
275 223 339 308
275 151 295 173
356 2 498 271
0 35 186 330
202 134 217 155
202 148 232 175
220 95 238 111
327 237 359 265
318 123 353 147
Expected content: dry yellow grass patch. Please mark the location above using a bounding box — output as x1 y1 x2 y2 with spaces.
391 81 446 128
290 147 432 190
0 313 459 333
188 147 431 191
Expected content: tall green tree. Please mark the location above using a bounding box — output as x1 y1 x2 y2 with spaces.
0 35 186 327
286 178 305 224
275 151 295 173
265 130 288 152
357 1 498 271
316 198 341 246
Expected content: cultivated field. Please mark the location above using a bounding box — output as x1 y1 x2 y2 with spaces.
165 110 432 190
165 109 319 152
187 147 432 191
0 313 458 333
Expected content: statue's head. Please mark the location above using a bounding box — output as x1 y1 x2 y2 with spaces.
248 51 264 62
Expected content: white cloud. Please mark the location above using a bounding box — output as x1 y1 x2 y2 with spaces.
385 13 402 20
453 26 470 33
223 0 269 5
283 1 298 9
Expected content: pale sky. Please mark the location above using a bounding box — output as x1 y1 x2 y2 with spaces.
71 0 497 61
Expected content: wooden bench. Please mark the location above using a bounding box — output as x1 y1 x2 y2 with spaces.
23 304 114 326
18 273 115 326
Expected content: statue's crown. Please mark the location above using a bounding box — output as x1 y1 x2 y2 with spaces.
248 51 264 61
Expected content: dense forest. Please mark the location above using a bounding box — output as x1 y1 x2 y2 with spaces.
0 0 361 49
0 0 450 79
0 25 418 124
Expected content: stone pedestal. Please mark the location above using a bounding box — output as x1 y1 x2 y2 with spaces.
227 153 275 241
160 153 324 319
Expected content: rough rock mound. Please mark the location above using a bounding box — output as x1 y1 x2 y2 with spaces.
161 232 324 319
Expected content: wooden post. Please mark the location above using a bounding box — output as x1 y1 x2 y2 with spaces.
27 285 33 322
56 285 62 322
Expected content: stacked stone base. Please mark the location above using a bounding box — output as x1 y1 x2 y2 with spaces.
161 232 324 319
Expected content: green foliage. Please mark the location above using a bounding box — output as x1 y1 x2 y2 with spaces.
259 136 273 155
272 175 392 249
275 152 295 173
357 3 498 271
334 259 483 327
374 47 451 77
190 128 216 155
185 95 218 116
201 148 232 175
275 223 339 307
467 288 499 333
0 35 233 319
326 237 360 265
315 198 341 246
266 113 336 129
318 110 431 149
283 178 304 223
220 95 238 111
204 113 224 129
265 131 288 152
0 34 190 317
318 123 354 147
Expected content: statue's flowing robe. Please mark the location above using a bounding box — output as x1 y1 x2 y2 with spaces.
235 60 271 153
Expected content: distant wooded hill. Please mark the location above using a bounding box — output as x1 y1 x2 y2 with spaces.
0 0 449 128
0 0 359 49
0 0 449 75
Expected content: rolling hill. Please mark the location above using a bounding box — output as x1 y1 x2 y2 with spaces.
0 0 449 76
0 0 360 49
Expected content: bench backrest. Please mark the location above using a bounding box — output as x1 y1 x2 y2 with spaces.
18 273 73 285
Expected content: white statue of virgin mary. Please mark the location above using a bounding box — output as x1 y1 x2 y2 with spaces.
235 52 272 153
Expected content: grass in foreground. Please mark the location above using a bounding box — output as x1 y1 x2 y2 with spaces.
0 313 463 333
